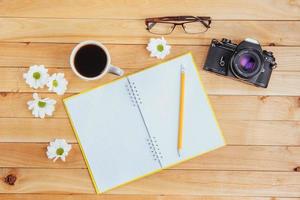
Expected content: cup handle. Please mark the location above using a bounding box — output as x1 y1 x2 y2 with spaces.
108 64 124 76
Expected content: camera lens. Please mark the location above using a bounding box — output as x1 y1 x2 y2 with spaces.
231 49 262 79
238 54 257 73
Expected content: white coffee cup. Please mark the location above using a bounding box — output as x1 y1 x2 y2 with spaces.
70 40 124 81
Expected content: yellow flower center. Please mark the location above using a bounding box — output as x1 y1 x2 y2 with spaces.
33 72 41 80
53 80 58 87
56 148 64 156
156 44 164 52
38 101 46 108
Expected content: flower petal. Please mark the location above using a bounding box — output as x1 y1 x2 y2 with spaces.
23 65 49 89
146 37 171 59
46 139 72 162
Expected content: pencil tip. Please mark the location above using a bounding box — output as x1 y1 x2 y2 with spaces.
177 149 182 157
181 64 185 72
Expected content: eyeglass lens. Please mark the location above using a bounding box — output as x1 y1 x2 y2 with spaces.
148 23 175 34
148 21 208 34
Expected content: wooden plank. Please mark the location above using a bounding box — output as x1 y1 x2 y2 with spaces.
2 67 300 96
0 143 85 169
173 146 300 171
0 118 299 145
0 0 299 20
221 120 300 145
0 43 297 72
111 171 300 196
1 119 299 145
1 93 299 120
0 194 296 200
203 71 300 96
0 19 299 45
0 144 299 172
0 169 299 196
0 93 68 118
274 47 300 71
0 118 75 143
212 96 300 120
0 168 94 193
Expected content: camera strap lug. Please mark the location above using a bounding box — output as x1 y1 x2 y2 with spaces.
271 61 277 69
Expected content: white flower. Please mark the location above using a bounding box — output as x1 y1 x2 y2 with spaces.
146 37 171 59
27 93 56 118
23 65 49 89
47 73 68 95
46 139 72 162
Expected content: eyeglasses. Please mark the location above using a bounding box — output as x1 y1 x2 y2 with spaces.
145 16 211 35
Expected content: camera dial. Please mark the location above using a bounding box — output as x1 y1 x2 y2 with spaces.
221 38 231 43
263 50 273 57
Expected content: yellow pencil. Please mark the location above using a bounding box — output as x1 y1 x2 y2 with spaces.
178 64 185 157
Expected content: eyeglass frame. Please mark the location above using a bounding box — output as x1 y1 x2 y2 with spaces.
145 16 212 35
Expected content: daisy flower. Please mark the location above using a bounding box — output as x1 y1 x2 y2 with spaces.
23 65 49 89
27 93 56 118
146 37 171 59
47 73 68 95
46 139 72 162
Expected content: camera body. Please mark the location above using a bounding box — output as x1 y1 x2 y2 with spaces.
204 38 277 88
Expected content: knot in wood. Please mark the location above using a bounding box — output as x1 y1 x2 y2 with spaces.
4 174 17 185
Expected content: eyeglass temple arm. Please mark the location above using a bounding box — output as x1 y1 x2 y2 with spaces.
196 16 211 28
146 16 203 22
146 16 211 24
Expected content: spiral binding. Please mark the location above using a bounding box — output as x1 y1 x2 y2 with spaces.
126 79 162 163
146 136 163 161
125 81 142 107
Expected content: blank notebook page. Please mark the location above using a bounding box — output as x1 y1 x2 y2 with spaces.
64 78 161 192
64 53 225 193
128 53 225 167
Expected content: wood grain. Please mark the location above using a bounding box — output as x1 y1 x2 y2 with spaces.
112 170 300 196
0 0 299 20
0 43 298 72
0 19 299 45
172 146 300 171
0 118 299 145
0 144 299 172
1 93 299 119
1 67 299 95
212 96 300 120
0 168 94 193
0 194 297 200
221 120 300 145
0 169 299 196
0 0 299 198
0 118 75 143
0 143 85 169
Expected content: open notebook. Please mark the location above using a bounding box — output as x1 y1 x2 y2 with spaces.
64 53 225 193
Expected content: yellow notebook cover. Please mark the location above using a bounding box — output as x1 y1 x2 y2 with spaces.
64 53 226 193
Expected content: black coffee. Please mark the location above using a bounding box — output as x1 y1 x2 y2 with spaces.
74 44 107 78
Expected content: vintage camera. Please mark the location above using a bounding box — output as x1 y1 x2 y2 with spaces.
204 38 277 88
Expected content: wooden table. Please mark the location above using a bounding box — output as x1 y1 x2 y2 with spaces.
0 0 299 199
